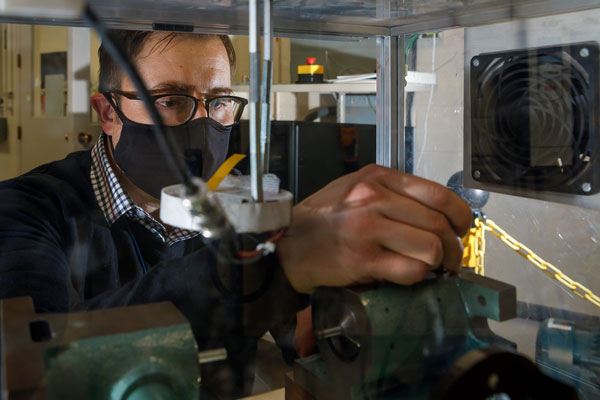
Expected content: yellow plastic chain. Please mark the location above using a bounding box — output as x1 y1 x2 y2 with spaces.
461 224 485 275
462 217 600 309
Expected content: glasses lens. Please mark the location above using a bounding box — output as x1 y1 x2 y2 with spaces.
208 97 243 126
154 95 195 126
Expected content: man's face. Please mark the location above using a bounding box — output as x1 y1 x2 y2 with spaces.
109 34 232 147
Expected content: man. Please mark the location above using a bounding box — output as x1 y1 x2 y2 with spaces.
0 30 471 396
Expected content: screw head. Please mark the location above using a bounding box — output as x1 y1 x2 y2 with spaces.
488 373 500 391
472 58 480 67
580 47 590 58
582 182 592 193
473 170 481 179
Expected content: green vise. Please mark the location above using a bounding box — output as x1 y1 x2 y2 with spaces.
307 272 517 399
1 297 200 400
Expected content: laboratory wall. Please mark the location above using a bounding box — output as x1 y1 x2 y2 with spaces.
0 25 18 181
289 37 376 82
0 24 99 181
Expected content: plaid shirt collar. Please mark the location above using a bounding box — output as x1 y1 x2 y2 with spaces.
90 133 199 245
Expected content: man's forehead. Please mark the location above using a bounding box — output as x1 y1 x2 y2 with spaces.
126 32 232 94
137 32 222 58
147 81 232 95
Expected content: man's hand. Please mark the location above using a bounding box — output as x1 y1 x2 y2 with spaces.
276 164 472 294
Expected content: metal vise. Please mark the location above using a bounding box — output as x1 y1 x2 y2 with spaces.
288 272 578 399
1 297 200 400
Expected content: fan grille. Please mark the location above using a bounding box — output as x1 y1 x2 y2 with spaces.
470 43 599 194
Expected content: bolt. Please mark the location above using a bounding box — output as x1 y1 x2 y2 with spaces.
315 326 343 340
473 170 481 179
477 295 487 307
472 58 480 67
315 326 361 348
582 182 592 193
580 48 590 58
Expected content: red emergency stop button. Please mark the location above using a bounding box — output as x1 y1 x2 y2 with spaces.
305 57 317 65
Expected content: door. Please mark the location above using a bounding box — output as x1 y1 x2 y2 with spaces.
17 25 95 174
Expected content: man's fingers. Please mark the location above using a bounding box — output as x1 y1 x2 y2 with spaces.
371 189 464 272
374 218 444 267
360 165 472 236
388 175 471 236
368 250 428 285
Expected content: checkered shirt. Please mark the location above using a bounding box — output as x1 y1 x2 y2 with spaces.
90 134 199 245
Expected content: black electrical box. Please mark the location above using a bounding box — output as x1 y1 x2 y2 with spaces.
229 121 376 203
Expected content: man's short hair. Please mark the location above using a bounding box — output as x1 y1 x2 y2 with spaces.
98 30 236 93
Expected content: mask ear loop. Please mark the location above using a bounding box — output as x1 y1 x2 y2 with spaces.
108 134 116 153
104 129 126 176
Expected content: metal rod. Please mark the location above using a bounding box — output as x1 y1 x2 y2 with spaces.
336 92 346 123
249 0 263 202
197 348 228 364
315 326 343 340
261 0 273 173
263 0 272 60
315 326 361 348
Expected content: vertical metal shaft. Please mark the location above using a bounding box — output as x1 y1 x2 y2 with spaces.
336 93 346 123
261 0 273 173
249 0 263 202
376 35 405 171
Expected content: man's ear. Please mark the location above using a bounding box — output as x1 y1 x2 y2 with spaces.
91 93 118 135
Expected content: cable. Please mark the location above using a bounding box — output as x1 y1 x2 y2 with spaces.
129 231 147 274
83 5 193 193
203 232 278 304
415 33 436 172
406 35 418 127
235 229 285 258
303 106 337 122
405 34 419 58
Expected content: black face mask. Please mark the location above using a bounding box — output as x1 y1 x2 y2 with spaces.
111 117 232 199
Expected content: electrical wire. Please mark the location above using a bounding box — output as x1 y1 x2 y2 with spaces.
405 34 419 57
204 232 278 304
235 229 285 259
415 33 436 172
83 5 193 192
406 35 418 128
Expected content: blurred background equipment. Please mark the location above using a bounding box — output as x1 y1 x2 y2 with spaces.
297 57 324 84
229 120 376 203
536 318 600 400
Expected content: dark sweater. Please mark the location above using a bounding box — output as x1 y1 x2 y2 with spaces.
0 150 305 396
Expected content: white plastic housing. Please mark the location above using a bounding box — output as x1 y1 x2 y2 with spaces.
160 183 293 234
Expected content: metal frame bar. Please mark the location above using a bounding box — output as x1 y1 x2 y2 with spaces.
390 0 600 35
376 35 405 171
249 0 263 202
3 0 600 39
261 0 273 173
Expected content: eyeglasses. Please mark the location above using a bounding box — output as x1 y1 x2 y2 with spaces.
103 90 248 127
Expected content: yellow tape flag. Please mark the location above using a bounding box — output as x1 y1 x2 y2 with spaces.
206 153 246 191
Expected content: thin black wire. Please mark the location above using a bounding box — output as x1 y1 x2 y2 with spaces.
202 233 275 304
83 9 256 397
83 5 193 192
